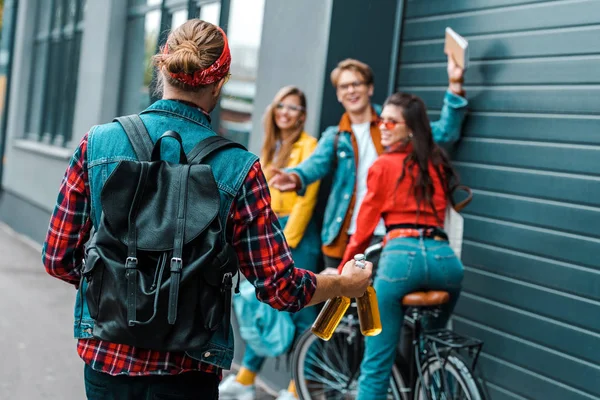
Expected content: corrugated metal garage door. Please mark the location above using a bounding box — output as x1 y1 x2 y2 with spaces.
396 1 600 399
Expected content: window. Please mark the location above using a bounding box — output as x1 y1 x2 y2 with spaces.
25 0 86 147
217 0 265 147
119 0 222 116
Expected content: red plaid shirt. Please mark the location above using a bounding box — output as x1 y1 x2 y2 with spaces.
42 134 317 376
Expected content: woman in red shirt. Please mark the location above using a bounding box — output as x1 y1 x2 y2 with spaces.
339 93 465 400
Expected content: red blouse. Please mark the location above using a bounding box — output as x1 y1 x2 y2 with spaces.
339 143 448 271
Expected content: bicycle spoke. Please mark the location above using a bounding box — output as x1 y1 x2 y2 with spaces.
303 351 348 387
331 332 353 377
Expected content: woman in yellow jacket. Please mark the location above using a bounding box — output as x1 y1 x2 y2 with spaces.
219 86 321 400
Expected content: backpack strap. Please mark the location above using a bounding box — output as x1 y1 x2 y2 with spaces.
186 135 246 164
114 115 154 161
168 164 192 325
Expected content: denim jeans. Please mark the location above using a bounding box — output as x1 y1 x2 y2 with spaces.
242 215 321 373
356 237 464 400
84 364 219 400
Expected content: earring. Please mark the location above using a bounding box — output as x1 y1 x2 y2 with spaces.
409 132 414 138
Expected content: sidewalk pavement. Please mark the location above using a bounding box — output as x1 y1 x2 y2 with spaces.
0 222 84 399
0 222 277 399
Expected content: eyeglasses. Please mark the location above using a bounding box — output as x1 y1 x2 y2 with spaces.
337 81 366 92
275 103 304 113
378 119 406 130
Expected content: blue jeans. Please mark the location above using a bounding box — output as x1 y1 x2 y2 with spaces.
242 216 321 373
356 237 464 400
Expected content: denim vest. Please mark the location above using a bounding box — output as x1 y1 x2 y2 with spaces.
289 90 468 246
73 99 258 370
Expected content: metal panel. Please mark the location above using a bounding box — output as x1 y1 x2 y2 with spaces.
455 318 600 398
405 0 549 18
452 138 600 175
456 163 600 207
456 293 600 365
462 216 598 268
460 114 600 144
465 190 600 238
466 342 597 400
461 269 600 332
404 1 600 40
399 56 600 86
398 2 600 397
410 87 600 114
401 26 600 63
462 241 600 301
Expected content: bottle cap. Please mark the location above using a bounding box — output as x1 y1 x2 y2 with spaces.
354 254 365 261
354 254 366 269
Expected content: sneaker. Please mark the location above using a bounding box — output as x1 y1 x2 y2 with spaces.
275 390 298 400
218 374 256 400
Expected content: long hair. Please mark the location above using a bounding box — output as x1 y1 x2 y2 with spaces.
385 92 460 223
261 86 307 176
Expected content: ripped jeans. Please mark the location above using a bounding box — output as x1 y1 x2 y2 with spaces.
356 237 464 400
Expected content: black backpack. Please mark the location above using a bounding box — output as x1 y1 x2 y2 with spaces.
82 115 244 351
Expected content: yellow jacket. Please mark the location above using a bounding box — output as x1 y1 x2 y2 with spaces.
269 132 320 248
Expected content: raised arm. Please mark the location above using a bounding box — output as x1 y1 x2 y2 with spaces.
430 56 468 145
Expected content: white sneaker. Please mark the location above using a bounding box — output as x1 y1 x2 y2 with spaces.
275 390 298 400
218 374 256 400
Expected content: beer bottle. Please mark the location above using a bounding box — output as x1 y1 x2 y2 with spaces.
310 295 351 341
354 254 382 336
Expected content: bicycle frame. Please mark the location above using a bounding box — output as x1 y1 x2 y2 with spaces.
396 307 483 400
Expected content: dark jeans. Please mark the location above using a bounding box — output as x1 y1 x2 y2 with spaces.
84 364 219 400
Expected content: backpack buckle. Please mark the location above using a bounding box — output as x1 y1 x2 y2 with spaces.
125 257 138 268
222 272 233 292
170 257 183 273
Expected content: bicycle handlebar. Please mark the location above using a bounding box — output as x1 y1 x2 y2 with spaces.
364 242 383 260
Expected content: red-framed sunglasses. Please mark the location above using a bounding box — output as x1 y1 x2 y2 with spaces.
378 119 406 130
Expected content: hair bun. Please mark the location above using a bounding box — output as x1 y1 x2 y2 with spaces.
175 40 199 56
162 40 203 75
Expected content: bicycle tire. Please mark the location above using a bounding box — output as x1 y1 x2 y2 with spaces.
292 324 410 400
413 354 486 400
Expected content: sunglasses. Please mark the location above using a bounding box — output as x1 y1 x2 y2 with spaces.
276 103 304 113
378 119 406 130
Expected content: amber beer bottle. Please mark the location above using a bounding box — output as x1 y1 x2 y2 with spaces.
354 254 382 336
310 295 351 341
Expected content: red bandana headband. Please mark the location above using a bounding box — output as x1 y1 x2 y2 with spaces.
164 26 231 87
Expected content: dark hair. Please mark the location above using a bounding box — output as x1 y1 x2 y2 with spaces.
384 92 460 223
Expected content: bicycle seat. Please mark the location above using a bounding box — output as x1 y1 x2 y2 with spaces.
402 291 450 307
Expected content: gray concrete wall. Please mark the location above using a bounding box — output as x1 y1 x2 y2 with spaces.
0 0 127 236
247 0 333 155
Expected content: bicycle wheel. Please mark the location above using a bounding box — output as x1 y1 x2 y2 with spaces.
292 321 409 400
414 354 485 400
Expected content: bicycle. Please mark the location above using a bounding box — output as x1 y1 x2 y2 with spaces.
291 190 487 399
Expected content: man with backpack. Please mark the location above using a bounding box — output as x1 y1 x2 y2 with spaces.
42 20 371 400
